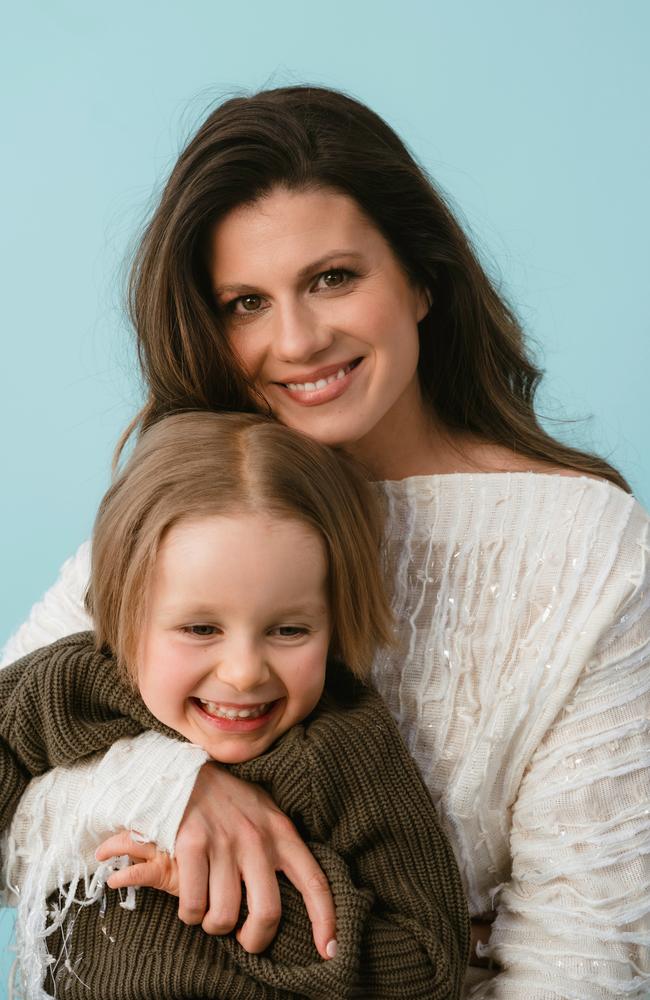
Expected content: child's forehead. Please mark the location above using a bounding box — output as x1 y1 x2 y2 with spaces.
160 512 325 555
151 512 330 614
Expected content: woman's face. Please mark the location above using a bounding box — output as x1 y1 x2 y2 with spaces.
208 187 430 457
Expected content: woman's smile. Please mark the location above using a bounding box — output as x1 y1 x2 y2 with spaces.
276 358 363 406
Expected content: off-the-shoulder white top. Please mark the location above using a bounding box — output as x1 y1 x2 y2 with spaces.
3 473 650 999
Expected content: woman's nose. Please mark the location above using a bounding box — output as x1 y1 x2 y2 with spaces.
214 642 270 693
271 299 333 363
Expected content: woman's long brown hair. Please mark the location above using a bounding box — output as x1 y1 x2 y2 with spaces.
123 85 628 490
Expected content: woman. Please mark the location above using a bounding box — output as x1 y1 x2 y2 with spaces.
3 86 649 998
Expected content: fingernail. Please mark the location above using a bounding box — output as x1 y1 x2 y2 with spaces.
326 939 337 959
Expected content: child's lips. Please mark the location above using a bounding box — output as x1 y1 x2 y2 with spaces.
191 697 282 733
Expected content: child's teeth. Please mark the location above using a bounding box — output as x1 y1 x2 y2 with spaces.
199 700 269 720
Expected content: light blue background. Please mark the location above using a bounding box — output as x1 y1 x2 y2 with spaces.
1 0 648 989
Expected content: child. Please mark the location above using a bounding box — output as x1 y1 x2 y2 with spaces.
0 411 469 999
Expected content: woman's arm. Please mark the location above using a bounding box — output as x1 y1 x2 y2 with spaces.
483 555 650 998
1 541 92 666
3 731 209 899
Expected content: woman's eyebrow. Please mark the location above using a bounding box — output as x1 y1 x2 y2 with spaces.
295 250 364 280
213 250 365 296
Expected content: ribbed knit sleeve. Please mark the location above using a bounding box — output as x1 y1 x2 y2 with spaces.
478 536 650 999
0 631 209 871
231 681 471 999
0 634 166 831
305 684 471 999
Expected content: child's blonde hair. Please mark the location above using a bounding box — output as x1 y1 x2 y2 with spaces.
87 411 393 681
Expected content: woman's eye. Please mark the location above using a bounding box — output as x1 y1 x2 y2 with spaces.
318 269 349 289
226 294 264 316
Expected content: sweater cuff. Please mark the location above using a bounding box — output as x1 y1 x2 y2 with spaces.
92 731 211 855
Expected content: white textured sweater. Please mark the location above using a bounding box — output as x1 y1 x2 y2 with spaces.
2 473 650 1000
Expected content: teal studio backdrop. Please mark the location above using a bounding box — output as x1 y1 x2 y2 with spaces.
1 0 649 989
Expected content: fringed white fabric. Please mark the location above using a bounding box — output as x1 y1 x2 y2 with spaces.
2 474 649 998
1 733 209 998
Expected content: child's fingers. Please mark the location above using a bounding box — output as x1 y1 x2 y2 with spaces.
106 860 169 891
95 830 156 862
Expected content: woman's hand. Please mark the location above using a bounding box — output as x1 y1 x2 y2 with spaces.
95 763 337 960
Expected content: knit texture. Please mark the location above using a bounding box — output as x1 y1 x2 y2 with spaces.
0 633 470 999
3 472 650 998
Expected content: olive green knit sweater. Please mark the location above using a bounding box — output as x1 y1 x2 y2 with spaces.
0 632 469 998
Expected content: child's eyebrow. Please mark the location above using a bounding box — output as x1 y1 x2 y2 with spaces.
159 603 330 620
158 603 219 620
270 602 330 616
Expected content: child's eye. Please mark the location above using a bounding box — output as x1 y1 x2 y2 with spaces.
183 624 219 637
271 626 307 638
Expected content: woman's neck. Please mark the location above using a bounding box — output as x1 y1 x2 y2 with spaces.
346 407 572 482
344 399 473 480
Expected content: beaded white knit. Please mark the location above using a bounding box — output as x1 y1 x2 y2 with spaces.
2 473 649 999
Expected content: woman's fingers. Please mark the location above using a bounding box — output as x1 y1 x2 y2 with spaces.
166 766 337 953
175 835 211 925
236 854 282 954
201 849 242 936
281 840 337 960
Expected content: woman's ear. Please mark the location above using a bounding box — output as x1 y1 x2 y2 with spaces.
415 286 433 323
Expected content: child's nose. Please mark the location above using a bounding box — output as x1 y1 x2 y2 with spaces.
214 642 270 692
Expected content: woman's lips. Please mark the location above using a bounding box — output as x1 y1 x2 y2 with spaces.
276 359 362 407
191 697 282 733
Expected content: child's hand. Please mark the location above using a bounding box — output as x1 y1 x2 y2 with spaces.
95 830 179 896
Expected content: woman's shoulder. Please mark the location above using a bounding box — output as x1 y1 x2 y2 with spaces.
379 457 649 623
380 441 647 541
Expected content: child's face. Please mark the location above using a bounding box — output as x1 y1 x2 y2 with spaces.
137 513 331 763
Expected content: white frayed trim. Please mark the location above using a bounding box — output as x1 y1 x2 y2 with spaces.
5 839 135 999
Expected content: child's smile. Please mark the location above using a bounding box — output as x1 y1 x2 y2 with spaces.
136 513 331 763
191 695 282 732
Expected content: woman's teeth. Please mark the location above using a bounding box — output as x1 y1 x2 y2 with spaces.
199 699 271 720
286 363 353 392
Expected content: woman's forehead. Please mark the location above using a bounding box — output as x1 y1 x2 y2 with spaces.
208 187 383 286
